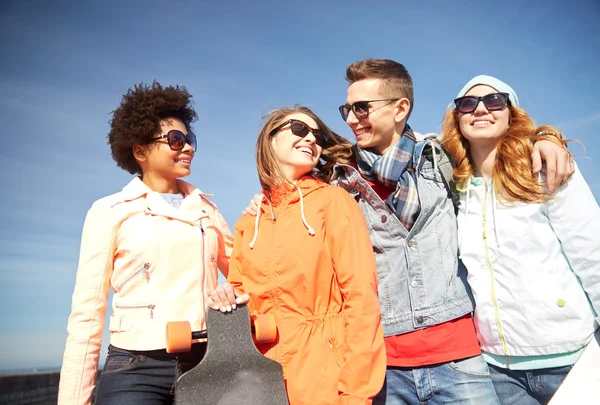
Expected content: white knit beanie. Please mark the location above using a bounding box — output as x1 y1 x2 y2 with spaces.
456 75 519 107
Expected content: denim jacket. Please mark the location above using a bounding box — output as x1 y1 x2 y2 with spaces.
331 138 474 337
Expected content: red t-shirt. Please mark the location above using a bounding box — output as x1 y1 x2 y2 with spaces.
362 175 481 367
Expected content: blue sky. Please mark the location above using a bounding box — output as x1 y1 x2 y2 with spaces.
0 0 598 371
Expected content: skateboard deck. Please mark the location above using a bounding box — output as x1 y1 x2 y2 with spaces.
548 329 600 404
173 306 288 405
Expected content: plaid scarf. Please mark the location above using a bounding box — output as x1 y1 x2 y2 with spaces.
356 124 421 230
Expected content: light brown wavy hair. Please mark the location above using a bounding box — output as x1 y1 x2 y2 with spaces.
345 58 414 120
442 104 566 204
256 106 354 194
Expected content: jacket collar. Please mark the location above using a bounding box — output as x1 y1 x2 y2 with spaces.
266 175 325 208
120 177 212 200
119 177 213 225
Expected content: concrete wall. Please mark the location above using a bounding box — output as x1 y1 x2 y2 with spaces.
0 372 59 405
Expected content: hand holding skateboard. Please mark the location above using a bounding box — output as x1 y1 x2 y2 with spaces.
207 282 250 313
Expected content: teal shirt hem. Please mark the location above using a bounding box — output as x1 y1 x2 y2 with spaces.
483 348 584 370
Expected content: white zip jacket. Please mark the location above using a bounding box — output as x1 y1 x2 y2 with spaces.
457 164 599 359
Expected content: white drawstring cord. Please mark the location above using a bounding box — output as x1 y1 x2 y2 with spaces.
250 185 315 250
296 185 315 236
248 198 263 249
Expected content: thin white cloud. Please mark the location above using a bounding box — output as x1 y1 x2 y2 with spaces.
556 112 600 132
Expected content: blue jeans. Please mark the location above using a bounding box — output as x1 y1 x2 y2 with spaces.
95 344 206 405
488 364 572 405
374 355 500 405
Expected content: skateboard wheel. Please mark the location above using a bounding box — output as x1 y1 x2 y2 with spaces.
166 321 192 353
252 314 277 344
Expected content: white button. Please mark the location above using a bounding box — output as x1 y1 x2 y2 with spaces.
411 280 419 288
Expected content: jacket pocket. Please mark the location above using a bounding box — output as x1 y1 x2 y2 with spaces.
449 354 491 377
109 303 156 334
114 262 152 291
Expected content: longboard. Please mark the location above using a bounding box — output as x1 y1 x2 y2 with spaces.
169 306 288 405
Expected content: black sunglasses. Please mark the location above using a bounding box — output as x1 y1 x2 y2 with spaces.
269 119 329 147
454 92 510 114
148 130 197 152
338 98 400 121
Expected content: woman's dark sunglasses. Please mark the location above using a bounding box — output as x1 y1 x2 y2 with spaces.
269 119 329 147
454 92 510 114
148 130 197 152
338 98 400 121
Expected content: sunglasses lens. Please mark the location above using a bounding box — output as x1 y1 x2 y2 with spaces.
287 120 328 147
290 121 310 137
187 132 197 151
456 93 509 113
484 93 508 110
456 97 478 113
353 102 369 119
166 131 185 150
313 130 328 147
339 105 350 121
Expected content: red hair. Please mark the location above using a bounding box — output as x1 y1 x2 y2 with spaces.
442 105 567 204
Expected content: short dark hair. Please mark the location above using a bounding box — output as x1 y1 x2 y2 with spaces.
345 58 414 119
107 81 198 174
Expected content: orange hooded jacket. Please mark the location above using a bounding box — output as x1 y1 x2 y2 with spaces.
228 176 386 405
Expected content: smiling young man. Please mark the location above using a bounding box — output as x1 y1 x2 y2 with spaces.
329 58 573 405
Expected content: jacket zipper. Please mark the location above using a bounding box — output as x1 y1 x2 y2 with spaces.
115 304 156 319
116 262 151 290
199 222 205 292
141 263 150 283
269 212 280 361
482 182 509 366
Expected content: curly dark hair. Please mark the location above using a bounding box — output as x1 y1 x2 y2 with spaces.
108 81 198 174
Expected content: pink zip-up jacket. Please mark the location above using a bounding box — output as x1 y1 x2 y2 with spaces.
58 177 233 405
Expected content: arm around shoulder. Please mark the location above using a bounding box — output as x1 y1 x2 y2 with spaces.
546 164 600 322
